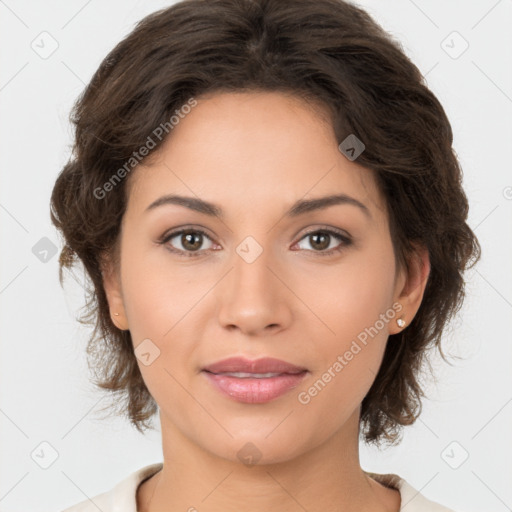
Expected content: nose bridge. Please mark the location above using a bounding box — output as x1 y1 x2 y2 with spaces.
233 237 273 296
215 233 292 333
231 234 279 302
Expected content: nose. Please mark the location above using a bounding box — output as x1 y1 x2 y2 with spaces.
216 242 293 337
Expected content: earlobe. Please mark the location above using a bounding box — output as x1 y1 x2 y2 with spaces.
391 244 430 334
101 254 129 331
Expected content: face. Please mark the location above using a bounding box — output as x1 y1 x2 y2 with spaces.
104 91 418 465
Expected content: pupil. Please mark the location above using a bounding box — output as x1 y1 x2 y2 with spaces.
183 232 201 251
311 233 329 250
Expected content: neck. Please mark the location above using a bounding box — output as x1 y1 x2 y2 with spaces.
138 409 400 512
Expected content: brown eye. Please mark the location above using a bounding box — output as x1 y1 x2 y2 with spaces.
295 229 352 256
180 231 204 251
160 228 215 256
308 232 331 251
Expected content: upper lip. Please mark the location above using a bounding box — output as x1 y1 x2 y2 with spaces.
202 357 307 374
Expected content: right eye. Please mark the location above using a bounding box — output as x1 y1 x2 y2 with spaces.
158 228 218 257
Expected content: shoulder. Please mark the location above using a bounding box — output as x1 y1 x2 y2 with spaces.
366 471 460 512
60 464 460 512
60 463 163 512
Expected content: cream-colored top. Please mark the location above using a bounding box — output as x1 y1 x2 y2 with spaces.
61 463 458 511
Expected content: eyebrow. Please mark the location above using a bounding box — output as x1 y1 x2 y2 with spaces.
145 193 371 219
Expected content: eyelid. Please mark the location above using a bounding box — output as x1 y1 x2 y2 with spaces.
296 225 351 242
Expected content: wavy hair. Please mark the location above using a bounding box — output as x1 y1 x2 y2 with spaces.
50 0 480 445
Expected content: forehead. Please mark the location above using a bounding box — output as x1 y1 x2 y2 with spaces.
125 91 387 220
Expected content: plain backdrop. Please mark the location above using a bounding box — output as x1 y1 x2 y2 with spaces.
0 1 511 511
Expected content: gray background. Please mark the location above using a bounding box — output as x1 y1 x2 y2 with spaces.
0 1 511 511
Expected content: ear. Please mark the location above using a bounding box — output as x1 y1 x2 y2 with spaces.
389 243 430 335
100 251 129 331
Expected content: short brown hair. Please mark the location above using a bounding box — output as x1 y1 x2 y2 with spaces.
50 0 480 445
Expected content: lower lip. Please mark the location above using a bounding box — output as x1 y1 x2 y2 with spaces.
202 371 308 404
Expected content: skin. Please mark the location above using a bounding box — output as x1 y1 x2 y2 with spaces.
102 91 430 512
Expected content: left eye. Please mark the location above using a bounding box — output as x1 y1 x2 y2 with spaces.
293 229 351 254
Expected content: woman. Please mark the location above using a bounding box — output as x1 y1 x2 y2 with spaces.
51 0 480 510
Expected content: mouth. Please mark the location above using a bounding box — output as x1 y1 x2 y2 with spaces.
201 357 308 404
202 356 307 375
204 371 302 378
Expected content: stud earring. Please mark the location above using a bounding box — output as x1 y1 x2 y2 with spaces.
114 313 120 316
397 317 406 328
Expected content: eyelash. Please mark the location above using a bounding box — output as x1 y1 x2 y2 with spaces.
157 226 353 258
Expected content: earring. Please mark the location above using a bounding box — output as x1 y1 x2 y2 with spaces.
397 317 406 328
114 313 120 316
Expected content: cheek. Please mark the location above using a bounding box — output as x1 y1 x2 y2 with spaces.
300 241 396 407
317 239 397 345
119 248 199 415
297 300 393 431
119 235 204 342
118 238 207 400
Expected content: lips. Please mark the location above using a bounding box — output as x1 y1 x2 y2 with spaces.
202 356 307 375
201 357 308 404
